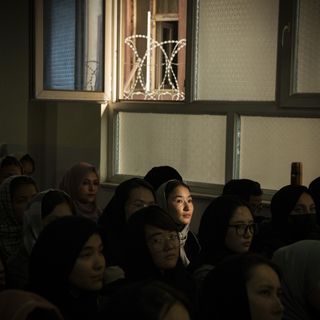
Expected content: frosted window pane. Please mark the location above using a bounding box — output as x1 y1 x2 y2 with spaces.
294 0 320 93
197 0 278 101
240 116 320 190
118 112 226 184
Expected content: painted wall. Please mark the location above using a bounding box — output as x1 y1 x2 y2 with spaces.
0 0 29 154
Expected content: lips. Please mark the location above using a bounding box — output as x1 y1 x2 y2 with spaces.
91 274 104 281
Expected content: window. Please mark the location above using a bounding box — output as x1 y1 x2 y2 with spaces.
34 0 108 101
34 0 320 197
277 0 320 107
118 0 187 100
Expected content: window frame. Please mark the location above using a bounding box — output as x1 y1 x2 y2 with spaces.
105 0 320 198
277 0 320 108
33 0 320 196
33 0 111 102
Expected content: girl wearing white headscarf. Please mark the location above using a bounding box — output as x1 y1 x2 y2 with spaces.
156 180 200 267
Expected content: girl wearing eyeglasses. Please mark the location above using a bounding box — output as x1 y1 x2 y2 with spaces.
122 205 196 312
191 195 256 282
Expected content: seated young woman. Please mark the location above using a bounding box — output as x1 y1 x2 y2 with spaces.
59 162 101 222
122 205 196 311
156 179 201 267
198 252 283 320
98 177 156 268
0 175 38 260
28 216 106 320
191 194 256 282
6 189 76 289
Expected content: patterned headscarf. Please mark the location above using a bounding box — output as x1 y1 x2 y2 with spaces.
0 175 37 259
59 162 101 222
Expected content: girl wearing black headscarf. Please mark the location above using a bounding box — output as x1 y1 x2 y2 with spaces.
98 178 156 267
190 195 256 282
28 216 105 320
122 205 196 311
198 253 283 320
257 184 320 258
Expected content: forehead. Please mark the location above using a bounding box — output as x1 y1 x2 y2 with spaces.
1 164 22 175
168 185 190 197
83 171 98 180
229 206 253 222
12 183 37 197
82 233 102 248
145 224 173 236
129 186 154 200
248 264 280 286
296 192 314 205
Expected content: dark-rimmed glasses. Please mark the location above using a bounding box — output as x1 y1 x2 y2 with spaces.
147 233 180 251
228 223 257 236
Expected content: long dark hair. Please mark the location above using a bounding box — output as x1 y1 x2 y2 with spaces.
199 252 281 320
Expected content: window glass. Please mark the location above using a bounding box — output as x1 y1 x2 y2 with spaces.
240 116 320 189
117 112 226 184
293 0 320 93
119 0 187 100
42 0 104 91
196 0 279 101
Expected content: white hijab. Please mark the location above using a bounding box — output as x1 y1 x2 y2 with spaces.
156 180 190 266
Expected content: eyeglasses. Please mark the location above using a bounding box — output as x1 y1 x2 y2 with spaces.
147 233 180 251
228 223 257 236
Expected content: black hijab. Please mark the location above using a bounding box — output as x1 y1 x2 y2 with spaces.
29 216 101 319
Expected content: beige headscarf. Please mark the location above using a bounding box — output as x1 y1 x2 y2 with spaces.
59 162 101 222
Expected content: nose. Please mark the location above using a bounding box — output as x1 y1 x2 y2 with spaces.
273 296 284 314
163 238 176 250
94 253 106 271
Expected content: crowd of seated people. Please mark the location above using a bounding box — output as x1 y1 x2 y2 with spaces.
2 156 320 320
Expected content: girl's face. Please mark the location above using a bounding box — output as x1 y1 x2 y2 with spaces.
145 225 180 271
68 233 105 291
124 187 155 221
0 164 22 183
12 183 38 224
225 206 254 253
246 264 283 320
42 202 74 226
166 186 193 226
290 192 316 215
78 171 99 204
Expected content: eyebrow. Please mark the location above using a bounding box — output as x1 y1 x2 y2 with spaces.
230 219 254 224
172 194 192 199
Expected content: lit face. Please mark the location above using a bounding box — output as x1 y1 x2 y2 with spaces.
290 192 316 215
162 302 190 320
167 186 193 226
246 264 284 320
12 184 38 224
0 164 22 183
21 161 34 175
124 187 155 221
0 258 5 291
68 233 105 291
225 206 254 253
78 171 99 204
145 225 180 271
42 202 74 226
